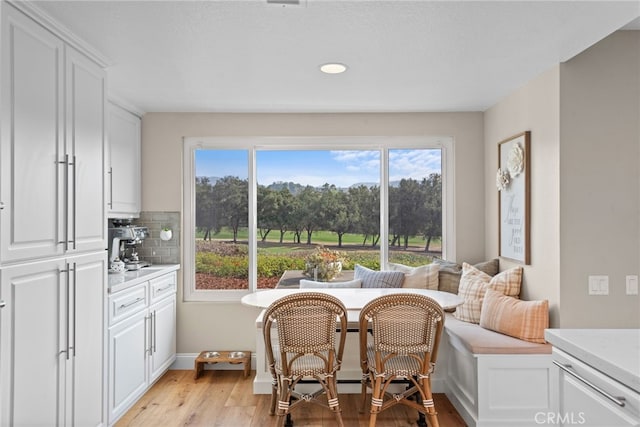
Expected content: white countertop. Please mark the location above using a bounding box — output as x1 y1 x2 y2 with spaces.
545 328 640 393
108 264 180 293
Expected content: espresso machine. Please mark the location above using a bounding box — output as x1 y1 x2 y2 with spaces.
108 219 150 271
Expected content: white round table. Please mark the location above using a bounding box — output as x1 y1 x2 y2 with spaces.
240 287 463 311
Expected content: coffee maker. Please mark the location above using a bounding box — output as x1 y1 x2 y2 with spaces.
108 219 150 271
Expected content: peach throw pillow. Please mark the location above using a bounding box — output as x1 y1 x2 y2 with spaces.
480 289 549 343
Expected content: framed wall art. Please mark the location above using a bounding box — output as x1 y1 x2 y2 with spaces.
497 131 530 264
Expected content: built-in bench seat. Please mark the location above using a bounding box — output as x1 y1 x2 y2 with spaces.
443 314 554 427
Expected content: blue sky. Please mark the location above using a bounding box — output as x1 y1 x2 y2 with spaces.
196 149 441 188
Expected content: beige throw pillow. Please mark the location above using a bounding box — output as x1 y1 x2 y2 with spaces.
388 262 439 290
454 262 523 323
480 289 549 343
433 258 499 294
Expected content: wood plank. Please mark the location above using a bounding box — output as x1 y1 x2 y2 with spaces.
115 370 467 426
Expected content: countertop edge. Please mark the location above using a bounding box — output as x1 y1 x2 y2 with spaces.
545 328 640 394
108 264 181 294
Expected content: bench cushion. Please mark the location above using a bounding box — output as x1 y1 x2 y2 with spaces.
445 314 551 355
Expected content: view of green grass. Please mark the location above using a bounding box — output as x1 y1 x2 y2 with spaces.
196 227 440 285
197 227 441 250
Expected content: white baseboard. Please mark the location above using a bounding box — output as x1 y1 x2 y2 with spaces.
170 352 257 371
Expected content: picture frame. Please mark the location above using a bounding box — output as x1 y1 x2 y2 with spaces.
497 131 530 264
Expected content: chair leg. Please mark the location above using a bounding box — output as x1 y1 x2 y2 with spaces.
368 377 383 427
269 378 277 415
420 377 439 427
326 376 345 427
275 377 291 427
360 373 368 413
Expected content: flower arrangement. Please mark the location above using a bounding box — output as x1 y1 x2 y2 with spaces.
303 246 346 281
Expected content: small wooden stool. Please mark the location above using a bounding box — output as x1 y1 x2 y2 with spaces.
194 350 251 380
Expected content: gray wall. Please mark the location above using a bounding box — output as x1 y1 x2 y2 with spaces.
484 66 562 326
558 31 640 328
485 30 640 328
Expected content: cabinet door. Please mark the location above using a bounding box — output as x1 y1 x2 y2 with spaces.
0 5 65 263
108 310 148 424
68 251 107 427
107 102 141 218
0 258 67 426
149 294 177 383
65 46 106 254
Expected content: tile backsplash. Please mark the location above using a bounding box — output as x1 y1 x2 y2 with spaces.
136 211 181 265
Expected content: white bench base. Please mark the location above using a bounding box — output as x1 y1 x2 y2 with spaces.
444 318 555 427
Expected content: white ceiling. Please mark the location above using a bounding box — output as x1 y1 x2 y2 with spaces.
30 0 640 114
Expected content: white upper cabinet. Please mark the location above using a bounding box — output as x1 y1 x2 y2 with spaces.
0 4 106 263
0 5 65 262
107 102 141 218
65 46 107 253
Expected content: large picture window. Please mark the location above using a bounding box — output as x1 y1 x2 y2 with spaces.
183 137 454 301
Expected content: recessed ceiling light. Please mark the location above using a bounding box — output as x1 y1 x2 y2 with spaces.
320 63 347 74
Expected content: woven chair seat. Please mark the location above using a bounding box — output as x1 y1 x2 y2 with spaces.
273 349 337 377
365 344 433 378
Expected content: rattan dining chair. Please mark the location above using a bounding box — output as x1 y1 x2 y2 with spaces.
359 293 445 427
263 292 348 427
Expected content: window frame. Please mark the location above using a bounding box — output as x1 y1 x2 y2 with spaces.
182 136 455 302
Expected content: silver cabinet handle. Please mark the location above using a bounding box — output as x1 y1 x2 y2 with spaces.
118 297 144 310
108 167 113 208
71 263 77 357
554 361 626 407
0 201 4 210
60 264 71 360
0 300 6 308
156 284 174 294
57 156 69 249
70 155 77 250
145 314 152 355
152 311 157 353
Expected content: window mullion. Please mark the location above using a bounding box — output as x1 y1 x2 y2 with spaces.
380 147 389 268
248 148 258 292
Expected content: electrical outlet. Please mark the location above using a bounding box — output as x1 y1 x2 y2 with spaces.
626 275 639 295
588 275 609 295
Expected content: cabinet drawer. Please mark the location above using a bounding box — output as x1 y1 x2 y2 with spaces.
109 283 148 325
554 348 640 426
150 272 176 303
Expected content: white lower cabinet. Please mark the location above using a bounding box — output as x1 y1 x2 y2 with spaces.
108 271 177 425
149 295 177 382
0 251 107 427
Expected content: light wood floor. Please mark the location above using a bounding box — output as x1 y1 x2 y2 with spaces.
116 370 467 427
